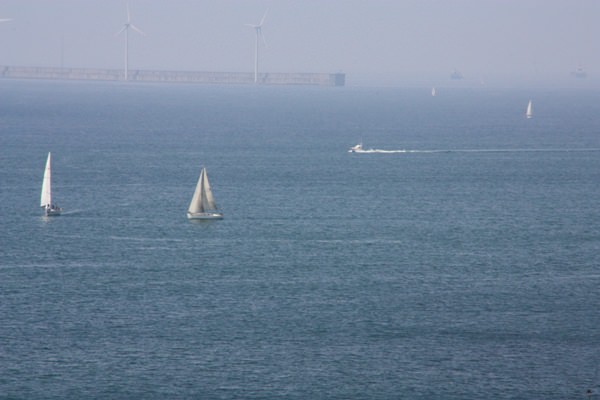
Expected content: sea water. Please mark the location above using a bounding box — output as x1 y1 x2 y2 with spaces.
1 80 599 399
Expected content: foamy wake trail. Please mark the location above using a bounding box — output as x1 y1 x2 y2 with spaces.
354 149 409 153
352 148 600 154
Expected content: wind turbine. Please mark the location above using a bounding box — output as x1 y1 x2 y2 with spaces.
245 9 268 84
115 4 145 81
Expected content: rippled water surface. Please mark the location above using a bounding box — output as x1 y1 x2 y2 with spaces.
1 81 599 399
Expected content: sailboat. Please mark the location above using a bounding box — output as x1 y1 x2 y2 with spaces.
526 100 533 119
187 167 223 220
40 152 62 216
431 87 436 96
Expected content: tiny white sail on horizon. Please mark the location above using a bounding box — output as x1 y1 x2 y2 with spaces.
187 167 223 220
526 99 533 119
431 87 436 96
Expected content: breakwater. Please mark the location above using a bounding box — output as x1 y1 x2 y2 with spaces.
0 66 345 87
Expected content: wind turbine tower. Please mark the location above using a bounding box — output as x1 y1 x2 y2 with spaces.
246 10 268 84
116 4 145 81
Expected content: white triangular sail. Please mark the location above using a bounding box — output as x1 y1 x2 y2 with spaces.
200 168 217 211
40 152 52 207
526 100 533 119
188 167 218 214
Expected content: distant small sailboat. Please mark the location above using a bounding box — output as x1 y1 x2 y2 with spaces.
40 152 62 216
431 87 436 96
187 167 223 220
526 99 533 119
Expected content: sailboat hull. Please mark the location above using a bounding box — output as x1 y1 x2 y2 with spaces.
187 212 223 220
43 205 62 217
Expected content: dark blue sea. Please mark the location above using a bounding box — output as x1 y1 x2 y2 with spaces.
1 80 599 399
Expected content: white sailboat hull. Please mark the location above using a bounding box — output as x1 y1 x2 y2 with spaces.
43 205 62 217
187 211 223 220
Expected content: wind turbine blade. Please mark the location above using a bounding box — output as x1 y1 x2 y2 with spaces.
0 18 12 22
115 25 127 36
130 24 145 36
260 9 268 26
260 31 268 48
127 3 131 23
245 23 257 28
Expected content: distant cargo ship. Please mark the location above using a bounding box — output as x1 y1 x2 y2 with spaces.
571 66 587 79
450 69 463 80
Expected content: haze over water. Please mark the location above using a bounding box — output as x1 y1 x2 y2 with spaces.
0 1 599 87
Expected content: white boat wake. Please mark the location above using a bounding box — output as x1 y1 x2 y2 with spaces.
351 148 413 154
349 145 600 154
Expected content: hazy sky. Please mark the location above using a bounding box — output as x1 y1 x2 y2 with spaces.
0 0 598 87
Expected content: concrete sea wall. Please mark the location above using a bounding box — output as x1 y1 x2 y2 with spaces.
0 66 345 87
